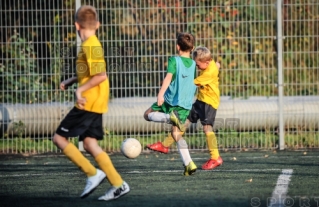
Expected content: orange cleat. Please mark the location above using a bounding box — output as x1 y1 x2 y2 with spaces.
202 157 223 170
147 141 169 154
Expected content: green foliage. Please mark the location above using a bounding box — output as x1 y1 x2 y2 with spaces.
12 121 26 139
0 31 43 103
1 0 318 101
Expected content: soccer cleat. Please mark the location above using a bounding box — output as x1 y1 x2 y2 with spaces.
80 169 106 198
183 161 197 176
202 157 223 170
147 141 169 154
169 110 186 132
98 181 130 201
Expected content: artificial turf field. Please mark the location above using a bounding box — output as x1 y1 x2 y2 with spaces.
1 150 319 207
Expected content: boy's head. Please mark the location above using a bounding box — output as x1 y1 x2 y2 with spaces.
176 33 195 52
193 46 213 70
74 5 99 31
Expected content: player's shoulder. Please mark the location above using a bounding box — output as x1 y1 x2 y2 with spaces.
169 56 194 63
211 61 220 70
168 56 177 61
83 35 102 47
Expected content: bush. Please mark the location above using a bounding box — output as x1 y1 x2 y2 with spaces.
0 31 42 103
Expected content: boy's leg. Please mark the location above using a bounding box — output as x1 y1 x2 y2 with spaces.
146 102 172 153
171 126 197 176
147 132 175 154
148 111 171 123
147 120 191 153
53 133 97 177
54 107 110 198
144 102 171 123
194 101 223 170
204 125 220 160
52 133 103 198
202 125 223 170
143 107 154 121
83 138 130 201
146 104 192 156
83 137 124 187
162 119 191 147
162 133 175 147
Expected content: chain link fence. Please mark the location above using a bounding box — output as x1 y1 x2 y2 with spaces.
0 0 318 153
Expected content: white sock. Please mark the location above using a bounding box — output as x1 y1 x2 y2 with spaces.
177 139 192 166
148 112 171 123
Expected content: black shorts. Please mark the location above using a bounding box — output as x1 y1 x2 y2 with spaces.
56 107 104 141
187 100 217 127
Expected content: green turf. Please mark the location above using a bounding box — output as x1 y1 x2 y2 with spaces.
0 151 319 207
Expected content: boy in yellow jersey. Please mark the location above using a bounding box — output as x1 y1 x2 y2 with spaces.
147 46 223 170
144 32 197 176
52 5 129 201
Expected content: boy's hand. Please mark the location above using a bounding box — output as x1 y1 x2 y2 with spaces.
60 77 77 90
60 81 69 90
60 81 70 91
76 89 86 109
157 95 164 106
60 79 73 91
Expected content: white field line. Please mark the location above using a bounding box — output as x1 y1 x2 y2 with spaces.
2 156 313 165
0 172 82 177
268 169 293 207
158 155 319 161
0 168 282 178
124 168 282 174
2 154 316 166
30 154 319 158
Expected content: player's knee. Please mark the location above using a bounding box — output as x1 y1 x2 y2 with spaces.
83 142 91 152
143 107 153 121
171 130 182 141
143 112 150 121
203 129 210 134
203 125 213 134
52 134 60 145
52 134 69 149
82 140 95 152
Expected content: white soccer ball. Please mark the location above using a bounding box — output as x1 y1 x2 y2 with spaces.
120 138 142 159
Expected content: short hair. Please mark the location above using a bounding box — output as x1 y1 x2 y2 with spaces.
193 46 212 62
176 33 195 52
74 5 98 30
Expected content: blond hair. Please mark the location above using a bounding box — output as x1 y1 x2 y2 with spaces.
74 5 98 30
193 46 212 62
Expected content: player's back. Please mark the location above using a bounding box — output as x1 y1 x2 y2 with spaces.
76 35 109 113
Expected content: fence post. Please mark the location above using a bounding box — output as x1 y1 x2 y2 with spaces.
276 0 285 150
75 0 84 152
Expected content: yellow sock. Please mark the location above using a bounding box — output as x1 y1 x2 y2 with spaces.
63 143 96 177
95 152 123 187
162 133 175 147
162 132 184 147
206 132 220 160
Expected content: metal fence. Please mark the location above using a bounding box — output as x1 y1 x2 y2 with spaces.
0 0 319 154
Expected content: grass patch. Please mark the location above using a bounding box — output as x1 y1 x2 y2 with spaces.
1 131 319 154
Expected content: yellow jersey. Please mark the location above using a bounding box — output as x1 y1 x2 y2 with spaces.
194 61 220 109
76 35 109 113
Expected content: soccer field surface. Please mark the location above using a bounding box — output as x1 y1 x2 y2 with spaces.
1 151 319 207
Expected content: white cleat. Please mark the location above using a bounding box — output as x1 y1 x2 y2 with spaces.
98 181 130 201
80 169 106 198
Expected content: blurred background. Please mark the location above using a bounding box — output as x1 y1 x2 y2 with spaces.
0 0 319 154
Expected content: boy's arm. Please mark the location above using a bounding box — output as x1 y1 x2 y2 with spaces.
60 77 78 90
75 72 107 109
157 73 173 106
76 72 107 97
